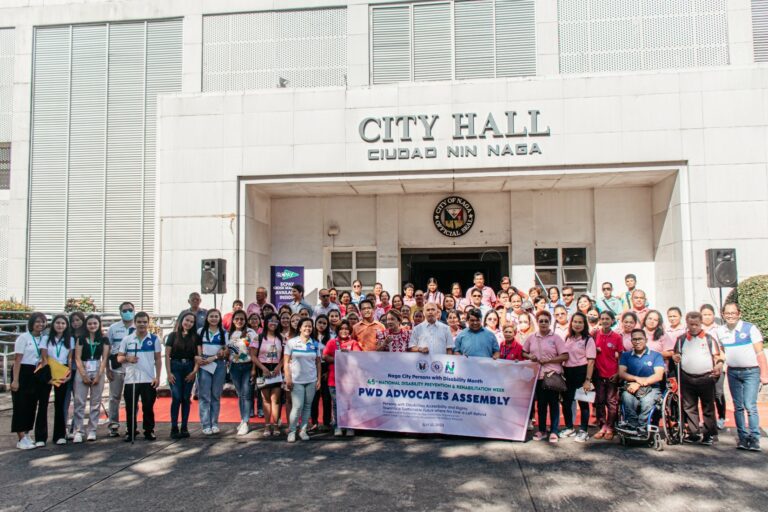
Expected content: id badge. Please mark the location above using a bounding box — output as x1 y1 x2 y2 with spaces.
85 360 99 373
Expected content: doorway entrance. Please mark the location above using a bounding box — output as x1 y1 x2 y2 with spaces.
400 248 509 294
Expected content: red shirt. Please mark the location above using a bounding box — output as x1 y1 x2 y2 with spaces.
499 339 525 361
323 338 362 387
594 329 623 378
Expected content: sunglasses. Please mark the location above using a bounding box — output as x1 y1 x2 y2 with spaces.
562 293 573 297
320 295 329 298
602 288 611 291
121 309 134 313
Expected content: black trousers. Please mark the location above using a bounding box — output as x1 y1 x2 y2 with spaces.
681 370 717 437
11 364 51 441
124 382 157 436
714 372 726 420
563 365 590 431
52 381 70 442
311 366 332 426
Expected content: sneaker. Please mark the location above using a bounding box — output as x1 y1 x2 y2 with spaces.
298 429 310 441
532 431 546 441
34 441 46 447
180 429 190 439
287 432 296 443
202 428 213 436
211 426 220 435
748 438 762 452
558 428 574 439
263 428 272 438
549 433 559 443
683 434 701 444
345 429 355 437
124 433 134 443
574 431 589 443
737 438 750 450
108 429 120 438
16 437 36 450
716 418 725 430
86 432 96 442
334 428 343 437
73 433 84 444
144 431 157 441
700 435 713 446
527 420 534 431
237 422 249 436
66 432 75 441
170 428 181 440
55 438 66 446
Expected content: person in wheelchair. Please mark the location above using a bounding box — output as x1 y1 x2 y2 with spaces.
617 329 666 434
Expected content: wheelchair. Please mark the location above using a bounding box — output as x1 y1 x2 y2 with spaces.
616 375 683 451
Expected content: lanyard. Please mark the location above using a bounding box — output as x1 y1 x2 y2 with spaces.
86 337 99 360
31 335 41 358
53 338 64 360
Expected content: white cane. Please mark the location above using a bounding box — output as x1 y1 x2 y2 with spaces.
131 342 137 446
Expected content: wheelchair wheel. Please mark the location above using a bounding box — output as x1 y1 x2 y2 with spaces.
662 390 682 445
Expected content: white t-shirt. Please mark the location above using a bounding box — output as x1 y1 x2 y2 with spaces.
119 333 161 384
284 336 322 384
45 335 72 365
228 328 256 364
15 332 43 366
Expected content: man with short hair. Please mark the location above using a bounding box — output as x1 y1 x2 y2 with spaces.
314 288 340 319
618 329 665 433
246 287 274 318
353 300 386 352
454 309 500 359
117 312 162 442
411 290 426 316
222 299 244 330
628 289 650 324
403 283 416 308
106 301 135 437
464 272 497 307
561 286 577 316
178 292 207 330
718 302 768 451
621 274 638 310
596 282 622 317
410 303 454 355
468 288 491 319
288 284 313 316
673 311 723 445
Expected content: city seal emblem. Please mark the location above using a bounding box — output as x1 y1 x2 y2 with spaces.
433 196 475 237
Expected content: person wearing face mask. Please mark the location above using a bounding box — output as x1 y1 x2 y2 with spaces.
106 302 135 438
586 307 601 336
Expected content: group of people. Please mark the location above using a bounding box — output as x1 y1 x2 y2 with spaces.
9 272 768 451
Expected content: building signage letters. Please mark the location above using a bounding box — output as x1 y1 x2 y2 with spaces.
360 110 550 161
433 196 475 238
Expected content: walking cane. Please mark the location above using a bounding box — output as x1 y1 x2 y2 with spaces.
131 342 137 446
676 351 683 442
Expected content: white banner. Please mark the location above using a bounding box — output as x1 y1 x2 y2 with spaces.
335 352 539 441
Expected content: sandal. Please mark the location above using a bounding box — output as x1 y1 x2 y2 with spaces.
593 430 605 440
603 431 614 441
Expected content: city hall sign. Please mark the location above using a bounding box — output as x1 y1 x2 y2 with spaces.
359 110 551 161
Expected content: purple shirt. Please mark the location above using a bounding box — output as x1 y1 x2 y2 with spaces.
465 286 497 307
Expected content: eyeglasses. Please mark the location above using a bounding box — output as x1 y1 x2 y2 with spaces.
562 293 573 297
631 337 645 342
472 294 482 298
320 295 329 298
602 287 611 291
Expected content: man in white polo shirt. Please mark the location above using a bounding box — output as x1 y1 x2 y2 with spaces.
409 303 454 355
672 311 724 446
117 312 162 442
717 302 768 451
106 301 135 438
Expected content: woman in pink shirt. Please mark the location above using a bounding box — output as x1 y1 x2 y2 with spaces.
593 310 622 440
553 305 569 340
450 282 470 312
402 283 416 308
642 310 674 359
483 310 504 344
517 314 535 342
560 312 596 443
523 310 569 443
446 310 463 339
322 320 361 437
617 311 638 351
665 307 686 342
374 291 392 321
425 278 444 309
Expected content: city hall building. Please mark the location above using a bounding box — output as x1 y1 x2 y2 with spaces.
0 0 767 314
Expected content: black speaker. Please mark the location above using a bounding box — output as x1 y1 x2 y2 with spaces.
201 259 227 294
706 249 737 288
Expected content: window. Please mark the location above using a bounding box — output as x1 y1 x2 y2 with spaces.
330 250 377 292
534 247 590 294
0 144 8 190
559 0 729 74
754 0 768 62
371 0 536 84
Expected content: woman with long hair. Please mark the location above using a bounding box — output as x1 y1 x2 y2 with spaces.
483 310 504 344
45 315 73 445
560 312 596 443
576 294 593 316
228 310 257 436
311 314 333 432
642 310 674 360
284 318 322 443
323 320 361 436
425 277 444 308
391 294 404 312
516 313 535 342
196 309 228 435
11 313 50 449
252 313 284 437
446 310 463 339
73 314 110 443
165 312 199 439
65 311 86 440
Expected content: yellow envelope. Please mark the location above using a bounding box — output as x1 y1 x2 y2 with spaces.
48 359 71 387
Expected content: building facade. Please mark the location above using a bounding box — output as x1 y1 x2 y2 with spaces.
1 0 766 314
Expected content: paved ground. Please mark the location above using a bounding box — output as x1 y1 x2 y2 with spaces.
1 403 768 512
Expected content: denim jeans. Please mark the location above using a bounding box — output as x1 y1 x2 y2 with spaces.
170 359 195 430
229 362 253 423
728 367 761 443
198 361 226 429
621 387 661 429
289 382 317 434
